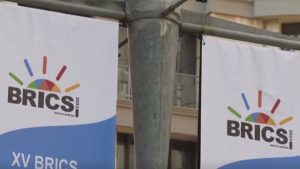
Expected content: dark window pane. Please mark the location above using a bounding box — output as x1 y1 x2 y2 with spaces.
169 140 196 169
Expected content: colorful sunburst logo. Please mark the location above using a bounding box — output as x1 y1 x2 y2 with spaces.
227 90 293 126
7 56 80 118
8 56 80 93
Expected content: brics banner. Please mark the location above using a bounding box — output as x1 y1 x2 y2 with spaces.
201 36 300 169
0 3 118 169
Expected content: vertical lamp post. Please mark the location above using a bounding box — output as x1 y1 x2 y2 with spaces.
126 0 180 168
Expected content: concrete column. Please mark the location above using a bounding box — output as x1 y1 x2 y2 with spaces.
126 0 180 169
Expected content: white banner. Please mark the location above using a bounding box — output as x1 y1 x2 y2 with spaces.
0 4 118 169
201 36 300 169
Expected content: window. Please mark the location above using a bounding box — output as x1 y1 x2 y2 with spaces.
116 134 135 169
282 22 300 38
117 133 196 169
169 140 196 169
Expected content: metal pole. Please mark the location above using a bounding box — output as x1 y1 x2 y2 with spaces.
119 38 129 49
182 22 300 50
3 0 126 20
126 0 179 169
161 0 188 17
5 0 300 50
197 34 203 169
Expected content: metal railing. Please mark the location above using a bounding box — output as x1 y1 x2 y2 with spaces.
173 73 198 108
118 65 132 100
118 65 198 108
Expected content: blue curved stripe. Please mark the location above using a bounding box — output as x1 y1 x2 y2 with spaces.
219 156 300 169
0 116 116 169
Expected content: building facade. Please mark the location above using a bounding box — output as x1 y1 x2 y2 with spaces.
116 0 300 169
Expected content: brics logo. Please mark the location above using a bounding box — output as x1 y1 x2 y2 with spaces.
227 90 293 149
8 56 80 118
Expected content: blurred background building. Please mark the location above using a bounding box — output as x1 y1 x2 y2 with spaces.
116 0 300 169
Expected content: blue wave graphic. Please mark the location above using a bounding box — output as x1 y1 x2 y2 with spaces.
0 117 116 169
219 156 300 169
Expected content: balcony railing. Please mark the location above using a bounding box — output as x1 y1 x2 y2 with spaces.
118 65 132 100
173 73 198 108
118 65 199 109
